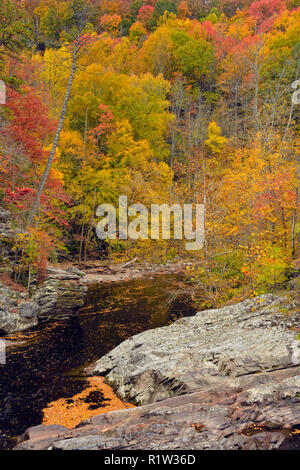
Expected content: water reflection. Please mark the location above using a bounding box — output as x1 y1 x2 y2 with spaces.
0 274 195 448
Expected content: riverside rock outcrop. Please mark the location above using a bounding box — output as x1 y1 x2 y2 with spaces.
0 266 87 334
0 282 38 334
0 266 87 335
32 267 87 323
92 292 300 404
15 289 300 450
14 366 300 450
0 206 88 332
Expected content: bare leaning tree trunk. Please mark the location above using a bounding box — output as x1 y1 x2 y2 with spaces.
27 31 82 227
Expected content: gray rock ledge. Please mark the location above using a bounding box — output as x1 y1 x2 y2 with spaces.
92 292 300 404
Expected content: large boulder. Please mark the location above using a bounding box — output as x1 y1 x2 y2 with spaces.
0 282 38 334
32 267 87 322
14 365 300 450
91 293 300 404
0 267 87 334
0 206 88 329
14 290 300 451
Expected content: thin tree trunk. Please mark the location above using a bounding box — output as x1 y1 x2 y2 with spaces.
27 263 32 292
34 16 39 48
83 107 88 158
79 200 86 263
280 66 299 155
27 31 82 227
84 189 96 262
253 49 260 133
201 148 208 270
291 171 299 257
281 207 287 252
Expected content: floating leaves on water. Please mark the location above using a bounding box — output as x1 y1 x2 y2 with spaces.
42 376 134 429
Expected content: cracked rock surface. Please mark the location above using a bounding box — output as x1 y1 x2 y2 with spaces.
15 365 300 450
0 282 38 334
0 206 87 332
0 268 87 334
15 289 300 450
92 293 300 404
32 267 87 323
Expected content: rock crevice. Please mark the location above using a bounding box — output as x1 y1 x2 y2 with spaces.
32 267 87 323
92 293 300 405
15 289 300 450
0 208 88 334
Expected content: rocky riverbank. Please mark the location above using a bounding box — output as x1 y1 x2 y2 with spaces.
92 292 300 404
0 282 38 335
81 260 185 284
15 287 300 450
0 267 87 335
32 267 87 323
0 207 88 335
0 260 185 335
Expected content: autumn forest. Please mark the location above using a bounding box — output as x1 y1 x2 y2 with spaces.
0 0 299 307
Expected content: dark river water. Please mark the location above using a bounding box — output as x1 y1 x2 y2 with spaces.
0 275 196 449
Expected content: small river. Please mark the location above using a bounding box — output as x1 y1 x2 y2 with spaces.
0 275 196 449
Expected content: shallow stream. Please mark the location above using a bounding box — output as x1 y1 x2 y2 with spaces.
0 275 195 449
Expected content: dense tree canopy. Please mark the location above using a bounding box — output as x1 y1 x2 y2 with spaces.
0 0 299 303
